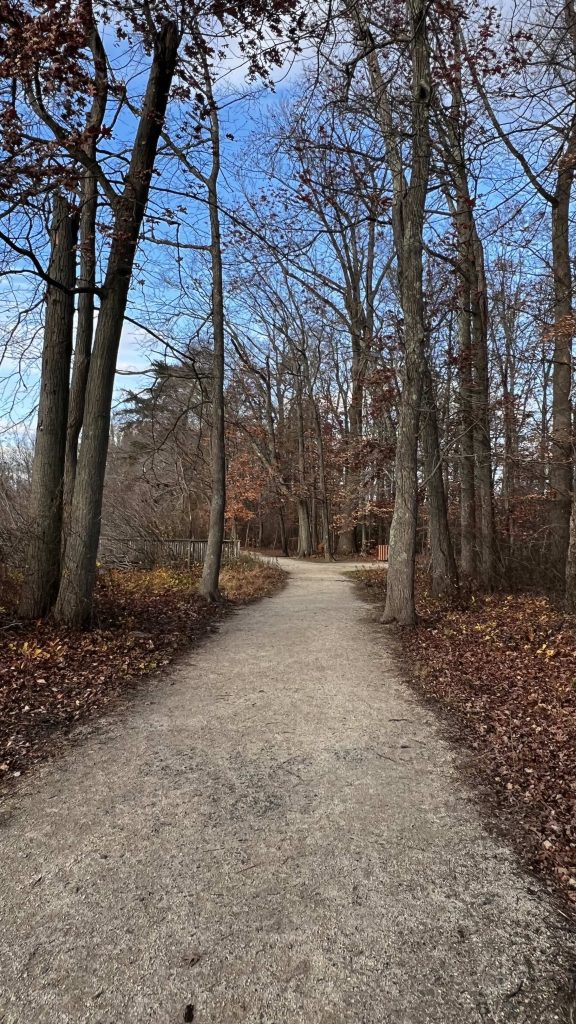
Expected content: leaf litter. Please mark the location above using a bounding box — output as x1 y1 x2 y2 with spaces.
0 559 285 780
357 566 576 910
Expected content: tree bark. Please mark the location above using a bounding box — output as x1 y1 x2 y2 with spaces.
62 167 97 545
297 499 313 557
295 368 313 557
201 79 226 601
344 0 431 622
302 348 333 559
552 167 573 578
554 0 575 593
458 274 476 579
492 282 520 578
337 328 363 555
262 355 289 555
314 413 333 560
278 509 289 556
435 26 496 587
422 360 458 597
310 488 319 551
19 195 78 618
55 21 179 626
565 471 576 610
62 17 107 547
351 0 431 624
470 225 496 587
383 335 425 624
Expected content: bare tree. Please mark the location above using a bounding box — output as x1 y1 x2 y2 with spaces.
19 194 78 617
421 359 458 596
346 0 432 623
62 7 108 546
55 19 180 625
464 0 576 588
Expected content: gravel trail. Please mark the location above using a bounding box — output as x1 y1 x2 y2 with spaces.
0 558 574 1024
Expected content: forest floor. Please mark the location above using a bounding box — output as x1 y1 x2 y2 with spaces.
0 558 285 779
356 566 576 912
1 558 575 1023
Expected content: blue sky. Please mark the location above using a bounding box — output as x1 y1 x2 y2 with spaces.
0 30 311 441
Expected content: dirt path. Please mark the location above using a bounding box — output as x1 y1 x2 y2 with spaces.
0 559 574 1023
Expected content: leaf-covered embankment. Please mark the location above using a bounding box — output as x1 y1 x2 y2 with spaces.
357 566 576 908
0 558 285 780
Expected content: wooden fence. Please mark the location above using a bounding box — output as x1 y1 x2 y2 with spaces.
98 536 241 568
376 544 389 562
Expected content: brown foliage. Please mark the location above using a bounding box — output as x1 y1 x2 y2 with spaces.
0 558 285 780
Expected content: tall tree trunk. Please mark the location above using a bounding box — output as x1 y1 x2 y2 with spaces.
565 470 576 610
314 412 333 560
61 17 107 546
263 356 289 556
62 166 97 545
295 369 312 557
501 388 515 579
359 0 431 625
297 499 313 557
383 336 425 624
437 27 496 587
377 0 430 622
541 338 551 496
201 89 226 601
337 345 362 555
278 509 289 556
19 195 78 618
552 167 574 581
458 276 476 580
495 304 519 580
310 488 319 551
470 226 496 587
450 195 494 587
55 21 179 626
346 0 430 622
360 514 369 556
303 350 333 560
422 360 458 597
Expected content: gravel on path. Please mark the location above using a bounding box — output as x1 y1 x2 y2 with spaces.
0 558 574 1023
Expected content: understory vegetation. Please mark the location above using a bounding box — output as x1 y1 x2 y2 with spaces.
0 558 285 780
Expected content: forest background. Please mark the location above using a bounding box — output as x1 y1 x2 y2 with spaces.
2 0 574 623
